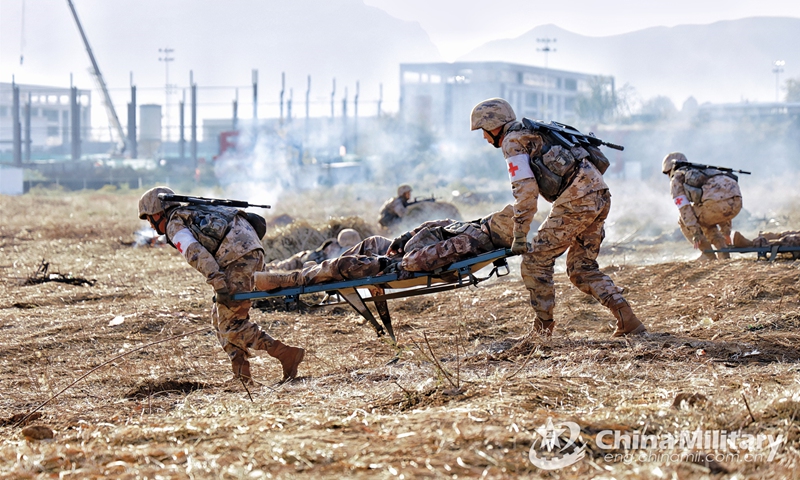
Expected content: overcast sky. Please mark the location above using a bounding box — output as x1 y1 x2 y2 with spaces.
364 0 800 61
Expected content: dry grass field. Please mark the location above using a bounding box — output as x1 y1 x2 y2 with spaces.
0 190 798 479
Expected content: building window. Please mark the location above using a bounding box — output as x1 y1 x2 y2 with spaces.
565 97 576 112
403 71 421 83
47 126 60 137
564 78 578 91
0 106 7 117
43 109 59 122
525 93 538 107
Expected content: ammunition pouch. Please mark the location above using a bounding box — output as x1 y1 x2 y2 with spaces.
683 184 703 205
180 205 239 255
584 145 610 174
529 146 580 203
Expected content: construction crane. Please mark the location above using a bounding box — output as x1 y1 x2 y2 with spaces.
66 0 128 154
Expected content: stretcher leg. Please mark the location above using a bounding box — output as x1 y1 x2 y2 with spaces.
337 287 386 338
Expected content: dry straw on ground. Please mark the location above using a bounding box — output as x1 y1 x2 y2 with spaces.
0 191 798 479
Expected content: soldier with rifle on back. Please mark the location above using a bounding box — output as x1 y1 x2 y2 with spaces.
137 187 305 384
662 152 747 261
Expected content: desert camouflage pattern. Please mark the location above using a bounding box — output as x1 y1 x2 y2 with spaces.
497 125 625 323
501 122 608 239
282 236 392 286
164 207 274 362
401 206 514 272
378 196 409 226
264 239 345 272
671 169 742 249
166 207 263 274
470 98 516 131
212 250 276 361
752 231 800 248
521 189 624 321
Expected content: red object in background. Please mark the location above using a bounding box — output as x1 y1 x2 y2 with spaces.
215 131 240 160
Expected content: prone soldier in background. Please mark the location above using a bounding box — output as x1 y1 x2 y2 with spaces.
264 229 362 271
662 152 743 261
138 187 305 384
378 184 413 229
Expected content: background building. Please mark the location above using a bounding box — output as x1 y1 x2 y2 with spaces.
399 61 609 138
0 82 92 153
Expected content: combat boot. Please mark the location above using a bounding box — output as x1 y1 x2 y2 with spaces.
608 296 647 337
732 231 753 248
711 238 730 260
696 237 717 262
533 317 555 336
267 340 305 381
254 271 302 291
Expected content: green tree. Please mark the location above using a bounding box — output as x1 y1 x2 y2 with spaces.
575 76 616 122
785 77 800 102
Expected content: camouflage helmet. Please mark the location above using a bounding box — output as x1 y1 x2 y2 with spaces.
397 184 412 196
336 228 362 249
138 186 178 219
470 98 516 131
486 204 515 248
661 152 688 175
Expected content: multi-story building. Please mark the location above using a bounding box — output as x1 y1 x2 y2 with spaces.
399 61 610 138
0 82 92 152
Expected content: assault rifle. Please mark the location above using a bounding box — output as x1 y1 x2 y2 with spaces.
158 193 272 209
522 118 625 151
674 162 751 175
407 195 437 206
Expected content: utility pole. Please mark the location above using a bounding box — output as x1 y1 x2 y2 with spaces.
12 78 21 167
330 78 336 119
537 37 557 119
159 47 175 141
773 60 785 102
279 72 285 125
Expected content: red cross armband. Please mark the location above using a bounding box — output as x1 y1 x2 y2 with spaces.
506 154 535 182
171 228 199 260
673 195 690 209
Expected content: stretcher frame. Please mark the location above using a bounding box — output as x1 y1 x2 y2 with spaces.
707 245 800 262
232 249 514 342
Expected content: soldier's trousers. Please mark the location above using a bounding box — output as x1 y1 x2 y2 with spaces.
521 189 623 322
679 196 742 249
212 250 275 360
294 236 392 285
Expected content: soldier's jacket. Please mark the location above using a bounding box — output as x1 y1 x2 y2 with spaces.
401 206 514 272
670 167 742 234
165 205 263 289
264 240 344 272
500 121 608 239
378 196 409 227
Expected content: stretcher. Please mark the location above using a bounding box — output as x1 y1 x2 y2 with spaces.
232 249 514 342
707 245 800 262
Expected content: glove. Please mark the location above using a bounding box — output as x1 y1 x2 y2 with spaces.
511 232 530 255
389 232 413 254
691 232 704 250
214 289 232 305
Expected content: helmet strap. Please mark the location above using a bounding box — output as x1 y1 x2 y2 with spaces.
486 128 503 148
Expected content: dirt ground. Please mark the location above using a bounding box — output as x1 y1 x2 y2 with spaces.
0 191 798 479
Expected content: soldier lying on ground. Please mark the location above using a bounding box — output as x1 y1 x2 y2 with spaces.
138 187 305 384
264 229 362 271
254 205 514 290
732 230 800 248
378 184 413 229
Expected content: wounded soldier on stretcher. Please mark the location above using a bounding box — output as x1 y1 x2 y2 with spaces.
254 205 514 291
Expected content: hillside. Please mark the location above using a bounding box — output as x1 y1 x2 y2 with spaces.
460 17 800 105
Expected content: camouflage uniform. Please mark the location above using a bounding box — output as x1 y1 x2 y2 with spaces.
264 240 340 272
164 205 276 366
378 196 410 228
256 207 514 288
752 231 800 248
400 205 514 271
670 167 742 255
500 122 627 324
